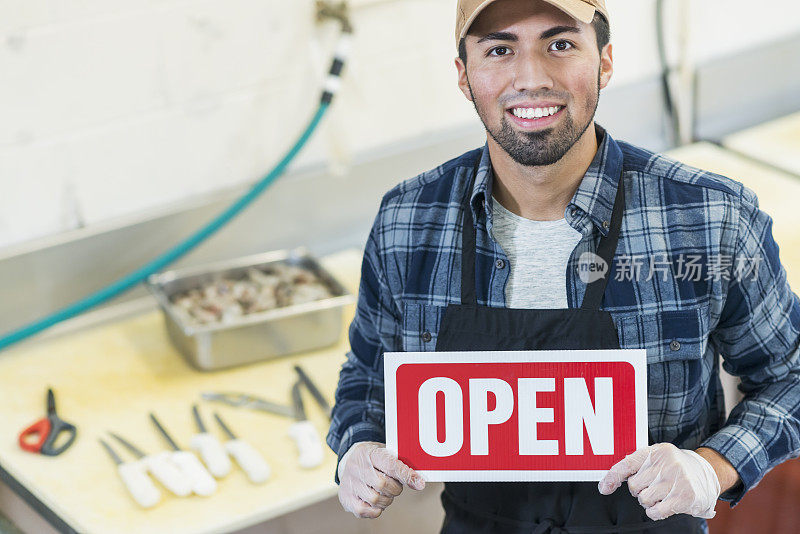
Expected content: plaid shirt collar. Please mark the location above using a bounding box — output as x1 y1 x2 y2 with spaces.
469 123 624 238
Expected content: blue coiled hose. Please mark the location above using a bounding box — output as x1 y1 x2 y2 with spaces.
0 30 352 352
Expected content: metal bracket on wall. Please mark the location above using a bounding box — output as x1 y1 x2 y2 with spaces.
315 1 353 33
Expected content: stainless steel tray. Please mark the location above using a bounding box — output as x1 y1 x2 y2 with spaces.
146 247 355 371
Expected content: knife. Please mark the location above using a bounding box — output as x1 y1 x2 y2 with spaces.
213 412 271 484
189 405 232 478
293 365 332 420
99 438 160 508
149 413 217 496
109 431 191 497
287 380 324 468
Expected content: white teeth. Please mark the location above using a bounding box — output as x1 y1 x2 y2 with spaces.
511 106 561 119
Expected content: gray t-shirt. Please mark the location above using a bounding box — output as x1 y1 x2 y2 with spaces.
490 195 583 308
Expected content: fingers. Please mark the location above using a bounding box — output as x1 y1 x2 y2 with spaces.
362 462 402 497
337 443 423 519
356 483 394 510
339 489 382 519
645 496 680 521
601 444 719 521
627 461 659 497
371 471 404 497
598 447 651 495
336 443 407 519
636 483 669 508
353 498 383 519
370 448 425 490
339 481 388 519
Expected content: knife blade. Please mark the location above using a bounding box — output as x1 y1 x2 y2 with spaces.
293 365 332 420
99 438 124 465
213 412 237 440
291 380 306 421
149 413 181 451
109 431 146 459
192 404 207 433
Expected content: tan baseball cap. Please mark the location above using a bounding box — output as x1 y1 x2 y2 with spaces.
456 0 610 47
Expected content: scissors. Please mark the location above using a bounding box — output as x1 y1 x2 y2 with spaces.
18 388 77 456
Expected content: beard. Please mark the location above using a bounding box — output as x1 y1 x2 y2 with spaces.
468 68 601 166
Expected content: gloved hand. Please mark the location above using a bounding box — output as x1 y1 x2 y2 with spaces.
337 441 426 518
597 443 721 520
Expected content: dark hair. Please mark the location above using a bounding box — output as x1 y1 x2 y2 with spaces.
458 12 610 65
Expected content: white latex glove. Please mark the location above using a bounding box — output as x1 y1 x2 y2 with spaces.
598 443 721 521
337 441 425 519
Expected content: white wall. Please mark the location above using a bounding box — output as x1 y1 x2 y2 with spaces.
2 0 799 250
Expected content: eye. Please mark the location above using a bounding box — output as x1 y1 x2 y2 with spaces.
549 40 574 52
487 46 511 57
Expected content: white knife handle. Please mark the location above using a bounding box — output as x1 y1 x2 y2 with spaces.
288 420 323 469
118 461 160 508
225 439 271 484
190 432 232 478
144 451 192 496
171 450 217 496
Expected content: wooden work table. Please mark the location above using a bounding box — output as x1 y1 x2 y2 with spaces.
0 248 363 534
721 110 800 178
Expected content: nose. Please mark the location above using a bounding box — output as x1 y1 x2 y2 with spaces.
512 56 554 93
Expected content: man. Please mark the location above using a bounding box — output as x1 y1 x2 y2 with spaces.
326 0 800 532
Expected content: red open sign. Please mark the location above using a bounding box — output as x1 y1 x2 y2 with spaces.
384 350 648 481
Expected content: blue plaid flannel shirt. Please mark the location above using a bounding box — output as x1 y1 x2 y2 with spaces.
326 124 800 506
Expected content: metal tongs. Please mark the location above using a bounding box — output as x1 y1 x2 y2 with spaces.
200 392 297 418
201 365 332 420
200 365 331 468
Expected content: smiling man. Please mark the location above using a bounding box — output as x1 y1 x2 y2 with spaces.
327 0 800 532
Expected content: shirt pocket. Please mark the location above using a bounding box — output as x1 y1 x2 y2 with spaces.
614 307 710 445
401 302 448 352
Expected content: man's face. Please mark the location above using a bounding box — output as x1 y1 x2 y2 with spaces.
455 0 613 166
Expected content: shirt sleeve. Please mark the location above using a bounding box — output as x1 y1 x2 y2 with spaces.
701 184 800 506
325 203 403 484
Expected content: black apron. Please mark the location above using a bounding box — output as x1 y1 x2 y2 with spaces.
435 155 705 534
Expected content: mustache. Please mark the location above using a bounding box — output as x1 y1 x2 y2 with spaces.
500 92 570 106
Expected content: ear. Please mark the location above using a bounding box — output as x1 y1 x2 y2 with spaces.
599 42 613 89
455 56 473 102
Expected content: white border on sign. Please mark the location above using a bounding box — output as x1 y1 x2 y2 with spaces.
383 349 648 483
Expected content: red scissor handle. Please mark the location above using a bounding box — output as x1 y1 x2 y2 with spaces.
18 418 51 453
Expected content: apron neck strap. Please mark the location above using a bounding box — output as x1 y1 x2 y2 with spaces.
460 152 626 310
460 155 481 306
580 167 625 310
